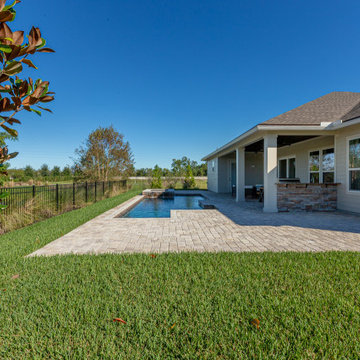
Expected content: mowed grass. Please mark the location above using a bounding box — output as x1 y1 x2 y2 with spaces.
1 191 360 358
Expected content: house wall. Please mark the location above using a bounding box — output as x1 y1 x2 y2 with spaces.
218 157 230 193
207 158 218 192
335 123 360 213
277 136 335 183
245 152 263 185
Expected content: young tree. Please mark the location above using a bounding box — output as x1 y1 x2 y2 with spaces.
183 164 196 189
61 166 72 177
40 163 49 177
74 125 134 181
51 165 60 177
24 164 34 178
151 164 162 188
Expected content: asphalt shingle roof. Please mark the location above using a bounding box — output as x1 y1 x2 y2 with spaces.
260 91 360 126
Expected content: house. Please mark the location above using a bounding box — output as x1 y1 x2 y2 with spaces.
202 91 360 213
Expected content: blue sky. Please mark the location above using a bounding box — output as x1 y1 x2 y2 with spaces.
8 0 360 170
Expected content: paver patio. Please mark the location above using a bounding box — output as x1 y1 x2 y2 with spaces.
29 191 360 256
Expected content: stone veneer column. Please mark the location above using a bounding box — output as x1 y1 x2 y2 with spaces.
263 134 278 212
236 147 245 202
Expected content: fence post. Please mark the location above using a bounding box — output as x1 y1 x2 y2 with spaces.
102 181 105 198
73 182 75 207
85 181 88 203
32 185 36 198
94 181 97 202
56 184 59 211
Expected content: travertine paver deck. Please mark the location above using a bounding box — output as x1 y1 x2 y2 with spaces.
29 191 360 256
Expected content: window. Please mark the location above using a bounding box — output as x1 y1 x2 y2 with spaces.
211 160 215 172
322 148 334 183
349 138 360 191
309 148 334 184
309 151 320 183
278 157 296 179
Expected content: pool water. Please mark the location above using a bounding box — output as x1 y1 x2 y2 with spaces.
123 195 204 218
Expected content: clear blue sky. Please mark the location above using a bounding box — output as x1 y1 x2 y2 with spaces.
8 0 360 170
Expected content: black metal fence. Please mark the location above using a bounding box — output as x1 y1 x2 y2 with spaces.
0 180 127 216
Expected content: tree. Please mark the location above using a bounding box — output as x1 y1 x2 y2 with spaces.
51 165 60 177
0 1 54 208
24 164 34 178
40 163 49 177
183 164 195 189
62 166 72 177
74 125 134 181
151 165 162 188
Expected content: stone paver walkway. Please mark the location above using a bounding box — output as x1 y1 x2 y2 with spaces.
29 191 360 256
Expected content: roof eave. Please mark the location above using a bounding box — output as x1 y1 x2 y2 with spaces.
201 123 331 161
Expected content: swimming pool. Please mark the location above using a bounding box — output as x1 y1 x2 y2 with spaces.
122 195 204 218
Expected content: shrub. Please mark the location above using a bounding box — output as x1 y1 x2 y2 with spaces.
183 164 196 189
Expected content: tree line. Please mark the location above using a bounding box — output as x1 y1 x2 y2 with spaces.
5 126 206 185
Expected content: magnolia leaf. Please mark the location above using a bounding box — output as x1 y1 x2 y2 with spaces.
6 117 20 125
36 37 46 49
3 37 13 43
37 47 55 53
4 60 22 76
12 30 23 45
0 44 12 53
0 10 14 22
22 58 37 69
7 151 18 159
1 124 17 137
0 0 6 12
36 105 52 113
30 108 41 116
3 0 18 11
39 95 54 103
0 85 10 92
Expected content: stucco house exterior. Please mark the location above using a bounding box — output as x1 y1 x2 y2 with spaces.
202 91 360 213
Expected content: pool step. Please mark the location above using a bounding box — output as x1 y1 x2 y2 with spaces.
198 200 216 209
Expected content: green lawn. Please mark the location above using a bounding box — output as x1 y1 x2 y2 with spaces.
1 190 360 358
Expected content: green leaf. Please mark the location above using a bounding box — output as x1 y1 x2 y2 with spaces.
4 37 13 43
0 124 18 137
36 37 46 49
0 204 8 210
4 61 22 76
30 108 41 116
0 45 12 53
0 191 9 200
3 0 18 11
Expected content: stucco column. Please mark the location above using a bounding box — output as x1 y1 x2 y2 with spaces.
263 134 278 212
236 147 245 202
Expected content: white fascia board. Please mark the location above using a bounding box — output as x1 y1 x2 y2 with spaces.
257 125 327 131
327 117 360 129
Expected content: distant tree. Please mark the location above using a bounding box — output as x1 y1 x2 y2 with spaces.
171 157 190 177
151 165 162 188
62 166 72 177
183 164 195 189
24 165 35 178
74 125 134 181
51 166 60 177
40 164 50 177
